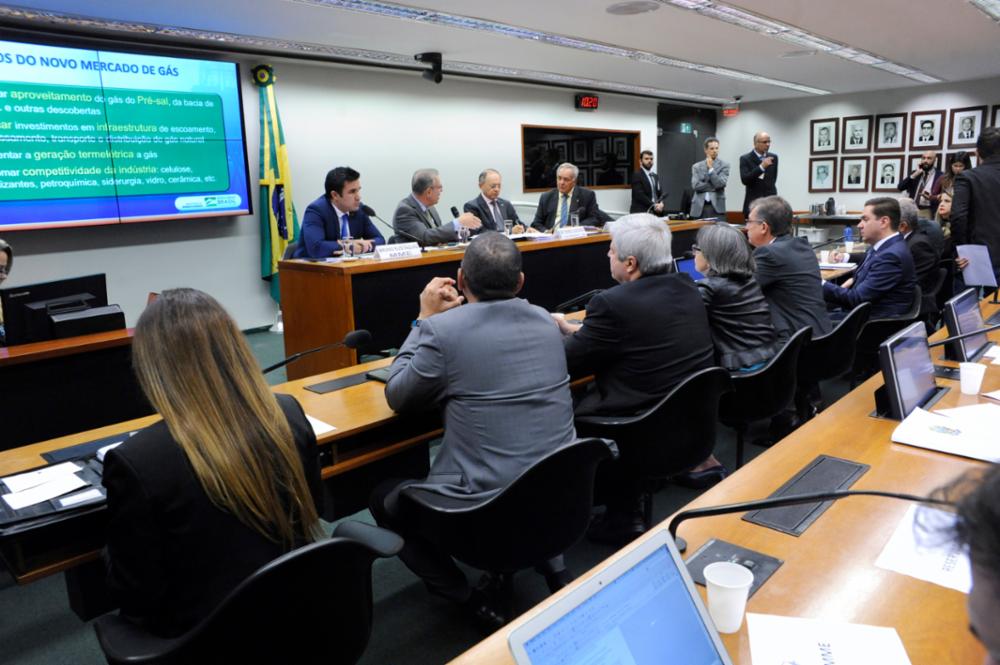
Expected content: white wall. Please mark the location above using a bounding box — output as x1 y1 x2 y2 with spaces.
3 57 657 328
714 75 1000 214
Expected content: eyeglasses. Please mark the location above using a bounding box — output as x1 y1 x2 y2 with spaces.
691 244 701 253
745 218 765 226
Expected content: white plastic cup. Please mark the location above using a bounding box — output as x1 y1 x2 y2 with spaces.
704 561 754 634
504 219 513 236
820 250 830 264
844 241 854 253
960 362 987 395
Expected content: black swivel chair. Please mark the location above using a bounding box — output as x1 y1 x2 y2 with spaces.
719 327 812 468
93 521 402 665
398 438 617 620
794 303 871 420
281 241 299 260
920 266 949 331
573 367 733 528
851 285 923 386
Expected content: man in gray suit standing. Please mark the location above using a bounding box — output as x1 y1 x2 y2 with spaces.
690 137 729 219
370 232 578 621
392 168 481 246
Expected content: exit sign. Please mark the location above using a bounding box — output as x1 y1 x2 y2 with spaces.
680 122 693 134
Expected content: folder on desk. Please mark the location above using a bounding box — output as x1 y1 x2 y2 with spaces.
0 458 106 529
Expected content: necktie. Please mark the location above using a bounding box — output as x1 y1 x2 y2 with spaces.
425 208 436 227
649 172 658 198
340 213 350 239
491 200 502 230
559 194 569 228
914 173 926 204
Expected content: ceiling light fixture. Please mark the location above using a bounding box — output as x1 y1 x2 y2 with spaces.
967 0 1000 20
606 1 661 15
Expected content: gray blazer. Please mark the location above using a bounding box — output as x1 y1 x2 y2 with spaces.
385 298 577 502
690 158 729 217
391 194 457 246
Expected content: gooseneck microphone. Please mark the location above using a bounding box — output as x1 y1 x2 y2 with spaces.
811 235 848 250
262 329 371 374
389 227 429 250
928 321 1000 348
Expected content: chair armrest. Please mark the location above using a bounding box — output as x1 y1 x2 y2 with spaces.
332 520 403 558
94 614 183 664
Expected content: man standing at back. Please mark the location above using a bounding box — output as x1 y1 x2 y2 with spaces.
294 166 385 258
690 137 729 219
463 168 520 233
952 127 1000 283
532 163 600 231
392 168 481 246
739 132 778 218
370 232 578 620
629 150 664 214
898 151 941 216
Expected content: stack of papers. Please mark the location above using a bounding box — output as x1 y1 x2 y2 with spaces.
819 261 857 270
1 462 89 511
305 414 336 436
891 406 1000 462
748 613 912 664
875 505 971 593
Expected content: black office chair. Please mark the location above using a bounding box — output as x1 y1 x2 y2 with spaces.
794 303 871 420
398 438 617 619
920 266 949 331
719 327 812 468
93 521 402 665
281 241 299 260
851 285 923 386
573 367 733 528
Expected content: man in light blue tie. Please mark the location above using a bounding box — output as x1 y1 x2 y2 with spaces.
531 163 601 232
295 166 385 258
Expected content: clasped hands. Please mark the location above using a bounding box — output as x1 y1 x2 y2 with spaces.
418 277 465 319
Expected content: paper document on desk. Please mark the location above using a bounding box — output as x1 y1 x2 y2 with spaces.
984 346 1000 359
957 244 998 287
875 505 971 593
1 461 82 493
819 262 857 270
305 414 336 437
983 389 1000 401
2 473 89 511
747 613 912 665
891 407 1000 462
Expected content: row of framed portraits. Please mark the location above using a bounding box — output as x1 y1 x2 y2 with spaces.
808 153 981 193
810 105 999 155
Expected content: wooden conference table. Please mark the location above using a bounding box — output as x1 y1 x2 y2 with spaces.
278 222 707 379
453 302 999 664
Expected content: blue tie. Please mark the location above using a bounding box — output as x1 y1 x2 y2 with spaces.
340 213 350 239
559 194 569 227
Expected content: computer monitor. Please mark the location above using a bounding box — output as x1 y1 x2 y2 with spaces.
943 288 992 362
878 321 939 420
0 274 112 345
673 257 705 281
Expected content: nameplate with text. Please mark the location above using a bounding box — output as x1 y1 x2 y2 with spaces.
554 226 587 240
375 243 421 260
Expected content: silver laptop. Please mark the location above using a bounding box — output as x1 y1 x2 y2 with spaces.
508 529 732 665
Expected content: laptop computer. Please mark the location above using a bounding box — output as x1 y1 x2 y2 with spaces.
673 256 705 281
508 529 732 665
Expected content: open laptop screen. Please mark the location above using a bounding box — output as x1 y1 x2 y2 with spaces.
674 257 705 282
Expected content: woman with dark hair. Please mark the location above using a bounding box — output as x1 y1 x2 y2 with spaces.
102 288 323 637
693 223 778 372
0 238 12 343
931 151 973 210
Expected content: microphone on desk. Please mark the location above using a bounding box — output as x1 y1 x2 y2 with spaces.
262 329 372 374
928 321 1000 348
389 227 429 250
556 289 604 314
810 235 847 250
361 204 387 226
647 194 666 215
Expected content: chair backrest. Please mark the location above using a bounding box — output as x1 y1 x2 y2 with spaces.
282 241 299 260
97 537 384 665
902 283 923 320
399 438 616 573
797 303 871 386
921 267 949 316
853 286 923 379
720 326 812 425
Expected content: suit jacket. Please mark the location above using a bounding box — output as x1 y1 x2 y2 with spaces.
385 298 576 502
391 194 457 246
822 234 917 319
629 169 664 214
102 394 323 638
565 272 714 416
690 158 730 218
739 151 778 217
463 194 520 232
532 186 600 231
951 158 1000 273
753 235 832 341
897 168 942 209
905 229 941 293
294 194 385 258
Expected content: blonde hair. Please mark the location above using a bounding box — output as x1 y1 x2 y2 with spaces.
132 288 320 547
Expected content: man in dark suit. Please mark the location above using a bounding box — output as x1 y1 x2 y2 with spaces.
392 168 481 246
823 197 917 319
898 151 941 215
952 127 1000 282
739 131 778 218
463 168 520 233
554 214 715 542
898 198 940 293
629 150 664 214
294 166 385 258
746 196 831 342
532 163 601 231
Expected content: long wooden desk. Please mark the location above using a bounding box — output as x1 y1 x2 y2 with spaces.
452 303 998 664
278 222 707 379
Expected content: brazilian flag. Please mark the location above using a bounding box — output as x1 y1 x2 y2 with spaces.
253 64 298 303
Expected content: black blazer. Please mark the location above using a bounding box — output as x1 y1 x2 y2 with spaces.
951 158 1000 273
102 394 323 638
629 169 663 213
753 235 832 341
463 195 520 232
906 229 941 293
565 272 715 416
697 274 779 371
532 186 600 231
739 151 779 217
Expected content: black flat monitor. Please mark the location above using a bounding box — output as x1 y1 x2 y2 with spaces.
673 257 704 281
878 321 939 420
0 274 110 346
943 288 992 362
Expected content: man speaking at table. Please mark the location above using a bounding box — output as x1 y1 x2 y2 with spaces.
295 166 385 258
393 168 481 246
463 168 521 233
532 163 600 231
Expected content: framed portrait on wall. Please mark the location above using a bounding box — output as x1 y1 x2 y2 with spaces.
592 138 608 162
576 168 589 187
810 118 838 155
875 114 907 152
611 136 627 160
948 106 987 149
842 115 872 153
908 153 941 174
552 140 569 164
572 140 588 163
809 158 836 193
872 155 904 192
840 156 869 192
910 110 945 151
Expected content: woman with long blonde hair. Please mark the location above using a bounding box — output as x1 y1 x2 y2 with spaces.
102 288 322 637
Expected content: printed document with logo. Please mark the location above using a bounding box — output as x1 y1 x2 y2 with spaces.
890 406 1000 462
875 505 971 593
747 613 912 665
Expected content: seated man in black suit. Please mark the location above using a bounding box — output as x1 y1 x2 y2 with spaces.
463 168 520 233
531 163 601 231
898 197 940 293
553 213 715 544
294 166 385 258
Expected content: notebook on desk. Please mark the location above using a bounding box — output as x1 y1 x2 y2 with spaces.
507 529 731 665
